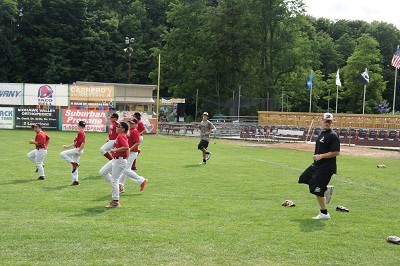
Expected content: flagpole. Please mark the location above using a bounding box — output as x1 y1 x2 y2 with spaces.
335 85 338 114
393 68 398 115
156 53 161 133
393 45 399 115
309 70 313 113
362 68 367 114
362 85 366 114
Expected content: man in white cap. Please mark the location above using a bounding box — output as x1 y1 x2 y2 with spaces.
198 112 216 165
298 113 340 219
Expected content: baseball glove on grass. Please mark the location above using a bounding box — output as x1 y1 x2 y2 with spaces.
281 200 296 207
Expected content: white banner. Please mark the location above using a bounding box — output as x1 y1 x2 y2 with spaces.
0 107 14 129
24 84 69 106
0 83 23 105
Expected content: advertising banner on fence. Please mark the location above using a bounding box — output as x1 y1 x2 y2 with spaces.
15 107 59 130
69 84 115 108
121 111 156 134
61 109 107 132
0 83 23 105
0 107 14 129
24 84 69 106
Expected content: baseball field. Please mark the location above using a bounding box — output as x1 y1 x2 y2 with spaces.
1 130 399 265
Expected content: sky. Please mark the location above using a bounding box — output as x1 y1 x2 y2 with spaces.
303 0 400 30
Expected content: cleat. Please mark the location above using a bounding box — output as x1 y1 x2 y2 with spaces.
199 161 206 165
106 200 120 208
312 212 331 220
37 176 45 180
71 162 80 173
71 181 80 186
324 185 334 204
139 179 147 192
206 151 212 161
119 183 125 193
336 205 349 212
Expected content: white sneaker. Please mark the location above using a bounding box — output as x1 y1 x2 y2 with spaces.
324 185 334 204
206 152 212 161
313 212 331 220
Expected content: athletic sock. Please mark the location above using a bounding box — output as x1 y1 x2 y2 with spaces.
321 209 328 215
203 159 206 163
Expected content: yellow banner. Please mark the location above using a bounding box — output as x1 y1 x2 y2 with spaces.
70 84 115 107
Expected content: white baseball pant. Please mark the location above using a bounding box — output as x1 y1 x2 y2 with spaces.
60 148 83 181
99 158 127 200
100 140 116 155
27 149 47 177
119 151 145 185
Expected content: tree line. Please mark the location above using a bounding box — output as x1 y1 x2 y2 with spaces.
1 0 400 116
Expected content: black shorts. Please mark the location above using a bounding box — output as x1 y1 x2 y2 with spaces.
298 164 334 197
198 139 209 150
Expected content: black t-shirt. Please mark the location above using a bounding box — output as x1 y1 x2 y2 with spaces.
314 129 340 172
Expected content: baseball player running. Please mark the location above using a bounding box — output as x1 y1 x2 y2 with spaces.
130 112 145 170
99 121 130 208
119 118 147 193
100 112 119 160
27 123 50 180
198 112 216 165
60 121 86 185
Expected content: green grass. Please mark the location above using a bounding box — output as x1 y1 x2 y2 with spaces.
0 130 399 265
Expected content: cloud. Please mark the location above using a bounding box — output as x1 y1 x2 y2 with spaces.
304 0 400 29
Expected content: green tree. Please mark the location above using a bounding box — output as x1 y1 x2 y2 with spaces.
342 34 386 114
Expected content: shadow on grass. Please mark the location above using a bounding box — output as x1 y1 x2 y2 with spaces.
292 218 327 232
1 178 37 185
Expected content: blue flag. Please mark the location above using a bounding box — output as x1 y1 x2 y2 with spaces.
306 71 313 90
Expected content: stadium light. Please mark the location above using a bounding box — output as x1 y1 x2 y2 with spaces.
124 37 135 83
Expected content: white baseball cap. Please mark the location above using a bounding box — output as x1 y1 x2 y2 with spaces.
202 112 209 116
322 113 334 121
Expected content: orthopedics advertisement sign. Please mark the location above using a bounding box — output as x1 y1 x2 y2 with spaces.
69 84 115 108
24 84 69 106
0 83 23 105
61 109 107 132
15 107 59 130
0 107 14 129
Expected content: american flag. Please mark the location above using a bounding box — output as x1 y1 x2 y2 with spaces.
391 47 400 69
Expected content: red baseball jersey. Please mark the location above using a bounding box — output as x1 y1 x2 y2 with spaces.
127 128 140 152
112 134 129 159
137 121 146 135
108 121 119 140
35 131 50 149
74 129 86 148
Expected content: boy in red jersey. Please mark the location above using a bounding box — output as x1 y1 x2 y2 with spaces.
60 121 86 185
100 112 119 160
119 118 147 193
99 121 130 208
27 123 50 180
130 112 145 170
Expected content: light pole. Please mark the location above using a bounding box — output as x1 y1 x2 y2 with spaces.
124 37 135 83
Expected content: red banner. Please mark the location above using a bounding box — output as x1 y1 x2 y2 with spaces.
61 109 107 132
